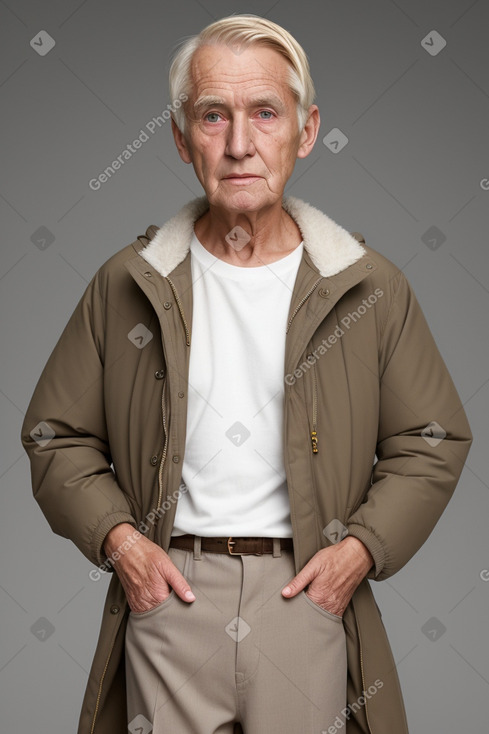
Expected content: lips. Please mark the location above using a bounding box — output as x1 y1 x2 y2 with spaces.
223 174 262 184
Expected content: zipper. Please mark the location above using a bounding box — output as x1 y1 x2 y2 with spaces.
89 628 118 734
310 358 318 454
156 273 187 516
285 277 322 334
285 277 321 454
167 275 190 346
156 377 169 516
355 611 373 732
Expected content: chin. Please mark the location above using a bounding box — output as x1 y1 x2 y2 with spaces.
211 188 275 213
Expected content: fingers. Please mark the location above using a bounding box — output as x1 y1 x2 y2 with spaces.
282 561 315 598
163 560 195 602
127 584 171 614
115 544 196 608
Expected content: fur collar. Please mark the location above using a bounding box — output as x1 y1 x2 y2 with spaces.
141 195 366 278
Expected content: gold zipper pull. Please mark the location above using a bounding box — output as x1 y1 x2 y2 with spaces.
311 430 318 454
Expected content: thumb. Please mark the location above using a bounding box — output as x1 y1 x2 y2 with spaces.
164 563 195 603
282 563 315 598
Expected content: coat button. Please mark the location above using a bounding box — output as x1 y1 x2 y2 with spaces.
318 287 330 298
155 369 165 379
163 302 172 310
110 605 120 614
144 271 152 277
150 455 158 466
172 455 180 463
178 391 184 398
366 263 373 270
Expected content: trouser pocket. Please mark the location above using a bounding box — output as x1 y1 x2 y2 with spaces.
299 589 344 622
127 547 190 620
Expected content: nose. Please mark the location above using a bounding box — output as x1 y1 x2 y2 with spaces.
225 113 256 158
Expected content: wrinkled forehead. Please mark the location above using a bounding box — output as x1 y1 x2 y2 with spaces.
187 43 295 106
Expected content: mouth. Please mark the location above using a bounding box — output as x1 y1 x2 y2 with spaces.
222 174 262 185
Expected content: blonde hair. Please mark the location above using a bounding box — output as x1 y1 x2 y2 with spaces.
169 14 316 134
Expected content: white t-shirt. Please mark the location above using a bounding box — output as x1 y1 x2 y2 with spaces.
171 231 304 537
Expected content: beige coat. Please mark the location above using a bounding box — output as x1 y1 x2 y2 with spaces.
21 195 472 733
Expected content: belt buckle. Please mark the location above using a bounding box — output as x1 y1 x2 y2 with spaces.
227 536 263 555
227 537 239 555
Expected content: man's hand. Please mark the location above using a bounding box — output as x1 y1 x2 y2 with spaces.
103 523 195 613
281 536 374 617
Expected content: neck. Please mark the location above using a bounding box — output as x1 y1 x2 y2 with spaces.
193 200 303 266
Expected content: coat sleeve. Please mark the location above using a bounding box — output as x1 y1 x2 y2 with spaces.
346 270 473 581
20 270 137 568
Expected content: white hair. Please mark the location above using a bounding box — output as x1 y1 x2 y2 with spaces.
168 14 316 135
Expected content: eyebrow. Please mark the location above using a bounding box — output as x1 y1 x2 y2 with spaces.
193 94 287 114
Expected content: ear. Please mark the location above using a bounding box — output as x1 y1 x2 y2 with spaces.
171 117 193 164
297 105 320 160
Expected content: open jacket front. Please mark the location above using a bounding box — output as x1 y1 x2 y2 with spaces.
21 195 472 734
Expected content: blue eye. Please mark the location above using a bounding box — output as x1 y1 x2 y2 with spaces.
205 112 221 123
259 110 273 119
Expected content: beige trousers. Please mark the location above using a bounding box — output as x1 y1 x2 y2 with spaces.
125 538 347 734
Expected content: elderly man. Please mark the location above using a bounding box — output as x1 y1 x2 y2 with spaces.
22 14 472 734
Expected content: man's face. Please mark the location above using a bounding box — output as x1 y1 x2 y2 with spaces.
172 43 317 213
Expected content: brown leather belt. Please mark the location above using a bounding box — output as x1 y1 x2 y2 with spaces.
169 534 294 555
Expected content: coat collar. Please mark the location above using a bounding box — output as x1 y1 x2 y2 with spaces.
140 195 366 278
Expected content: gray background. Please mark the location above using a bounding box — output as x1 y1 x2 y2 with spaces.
1 0 488 731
